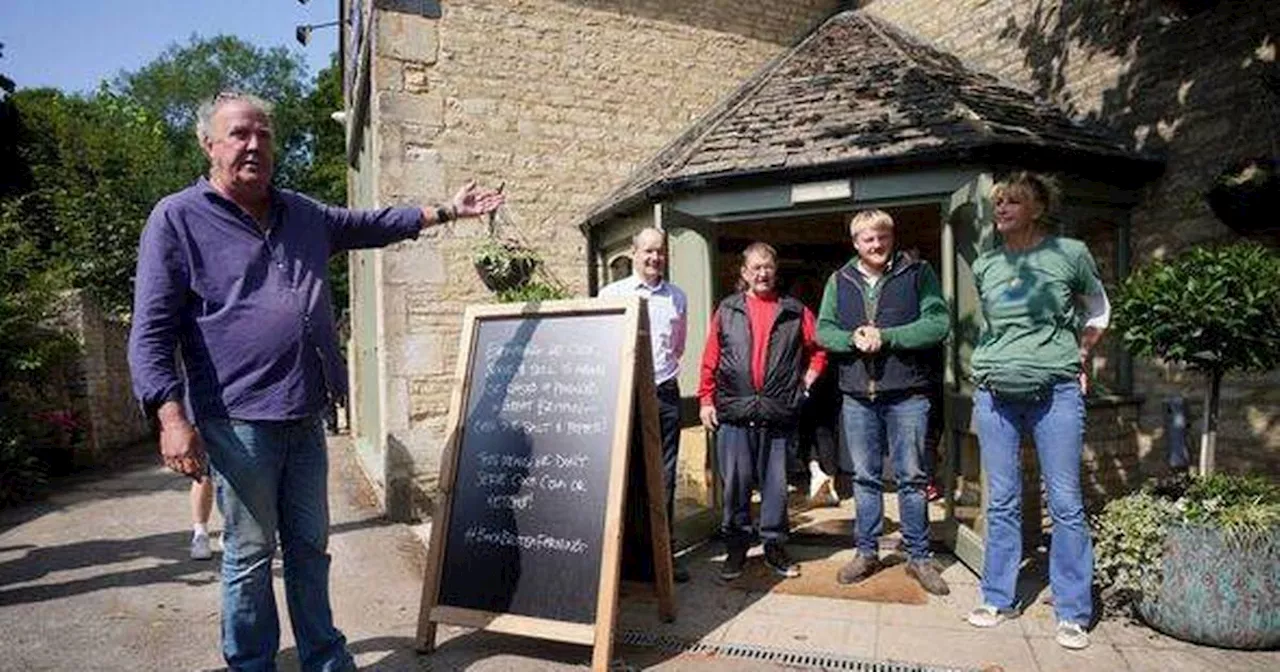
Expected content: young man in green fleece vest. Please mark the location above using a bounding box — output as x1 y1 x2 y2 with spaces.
817 209 951 595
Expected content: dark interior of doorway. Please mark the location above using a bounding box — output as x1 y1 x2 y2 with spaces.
714 203 943 309
712 203 946 543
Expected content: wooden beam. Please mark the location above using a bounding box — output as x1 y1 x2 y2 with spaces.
429 606 596 646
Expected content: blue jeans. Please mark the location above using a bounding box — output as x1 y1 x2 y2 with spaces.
974 382 1093 625
201 416 355 672
840 393 932 560
717 423 790 544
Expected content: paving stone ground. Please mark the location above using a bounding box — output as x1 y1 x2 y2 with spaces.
1 436 1275 671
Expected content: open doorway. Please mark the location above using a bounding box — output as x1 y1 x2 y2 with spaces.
713 204 944 305
708 203 947 544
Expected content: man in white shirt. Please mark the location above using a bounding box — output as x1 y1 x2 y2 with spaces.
599 227 690 582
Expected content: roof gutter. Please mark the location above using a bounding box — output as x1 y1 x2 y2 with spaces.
579 141 1164 233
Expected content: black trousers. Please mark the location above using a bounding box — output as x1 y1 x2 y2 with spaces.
656 378 681 535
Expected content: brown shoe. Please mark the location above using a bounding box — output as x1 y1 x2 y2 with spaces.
836 554 882 585
906 558 951 596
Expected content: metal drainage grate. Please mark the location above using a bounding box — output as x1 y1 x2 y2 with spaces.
617 629 981 672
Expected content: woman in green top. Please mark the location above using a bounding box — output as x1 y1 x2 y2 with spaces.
963 172 1110 651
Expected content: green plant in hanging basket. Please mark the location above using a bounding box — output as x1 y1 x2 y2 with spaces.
1206 157 1280 233
472 238 540 293
496 280 570 303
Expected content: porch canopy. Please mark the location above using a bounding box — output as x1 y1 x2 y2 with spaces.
580 9 1160 231
577 10 1163 569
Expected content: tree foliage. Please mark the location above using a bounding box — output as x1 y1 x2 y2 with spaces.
1114 242 1280 473
0 36 348 503
111 35 312 186
3 88 183 313
1114 243 1280 375
298 53 351 320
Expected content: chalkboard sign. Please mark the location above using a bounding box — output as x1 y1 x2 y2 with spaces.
416 297 674 671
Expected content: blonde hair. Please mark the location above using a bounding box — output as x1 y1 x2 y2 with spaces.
849 209 895 236
992 171 1061 225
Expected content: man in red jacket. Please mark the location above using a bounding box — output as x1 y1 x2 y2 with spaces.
698 242 826 580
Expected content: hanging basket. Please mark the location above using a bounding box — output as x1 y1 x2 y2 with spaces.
472 239 539 293
1206 157 1280 233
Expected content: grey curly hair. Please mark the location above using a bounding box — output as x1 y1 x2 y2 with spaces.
194 91 273 144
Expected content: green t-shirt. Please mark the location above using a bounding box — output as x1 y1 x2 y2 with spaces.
971 236 1104 390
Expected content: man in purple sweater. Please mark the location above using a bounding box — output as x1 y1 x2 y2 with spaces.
127 91 502 671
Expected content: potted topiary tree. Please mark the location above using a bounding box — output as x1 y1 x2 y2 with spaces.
1113 242 1280 474
1103 242 1280 648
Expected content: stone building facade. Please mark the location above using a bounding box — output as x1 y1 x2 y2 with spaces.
343 0 843 518
862 0 1280 476
345 0 1278 522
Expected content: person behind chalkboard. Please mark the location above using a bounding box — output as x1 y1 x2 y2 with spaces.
598 227 691 583
697 242 827 581
127 91 505 671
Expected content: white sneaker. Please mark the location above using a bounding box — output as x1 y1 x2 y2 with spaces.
807 463 840 507
1055 621 1090 650
966 604 1011 628
190 531 213 560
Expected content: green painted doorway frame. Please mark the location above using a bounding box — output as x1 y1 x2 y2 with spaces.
658 168 995 573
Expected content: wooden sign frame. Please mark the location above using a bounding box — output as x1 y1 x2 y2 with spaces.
415 296 675 671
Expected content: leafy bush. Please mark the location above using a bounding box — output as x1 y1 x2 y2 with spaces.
1113 242 1280 472
1093 473 1280 614
1094 490 1178 611
496 281 570 303
1115 242 1280 374
0 427 45 506
0 210 81 504
1179 473 1280 546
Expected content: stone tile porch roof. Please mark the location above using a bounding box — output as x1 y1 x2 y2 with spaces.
581 10 1160 229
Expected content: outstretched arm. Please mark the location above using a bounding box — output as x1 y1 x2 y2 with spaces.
327 180 505 252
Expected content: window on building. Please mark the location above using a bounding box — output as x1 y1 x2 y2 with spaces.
608 255 632 283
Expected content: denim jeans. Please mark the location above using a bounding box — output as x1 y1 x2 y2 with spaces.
973 381 1093 625
201 416 355 672
717 423 791 544
840 393 932 560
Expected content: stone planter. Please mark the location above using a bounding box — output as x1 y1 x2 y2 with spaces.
1137 523 1280 650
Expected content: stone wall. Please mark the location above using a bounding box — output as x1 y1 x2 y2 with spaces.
53 290 150 464
362 0 844 516
865 0 1280 477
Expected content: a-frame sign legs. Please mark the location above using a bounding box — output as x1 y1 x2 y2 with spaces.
589 304 677 669
634 310 676 623
590 303 675 670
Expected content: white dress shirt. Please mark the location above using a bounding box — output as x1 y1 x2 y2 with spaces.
599 274 688 385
